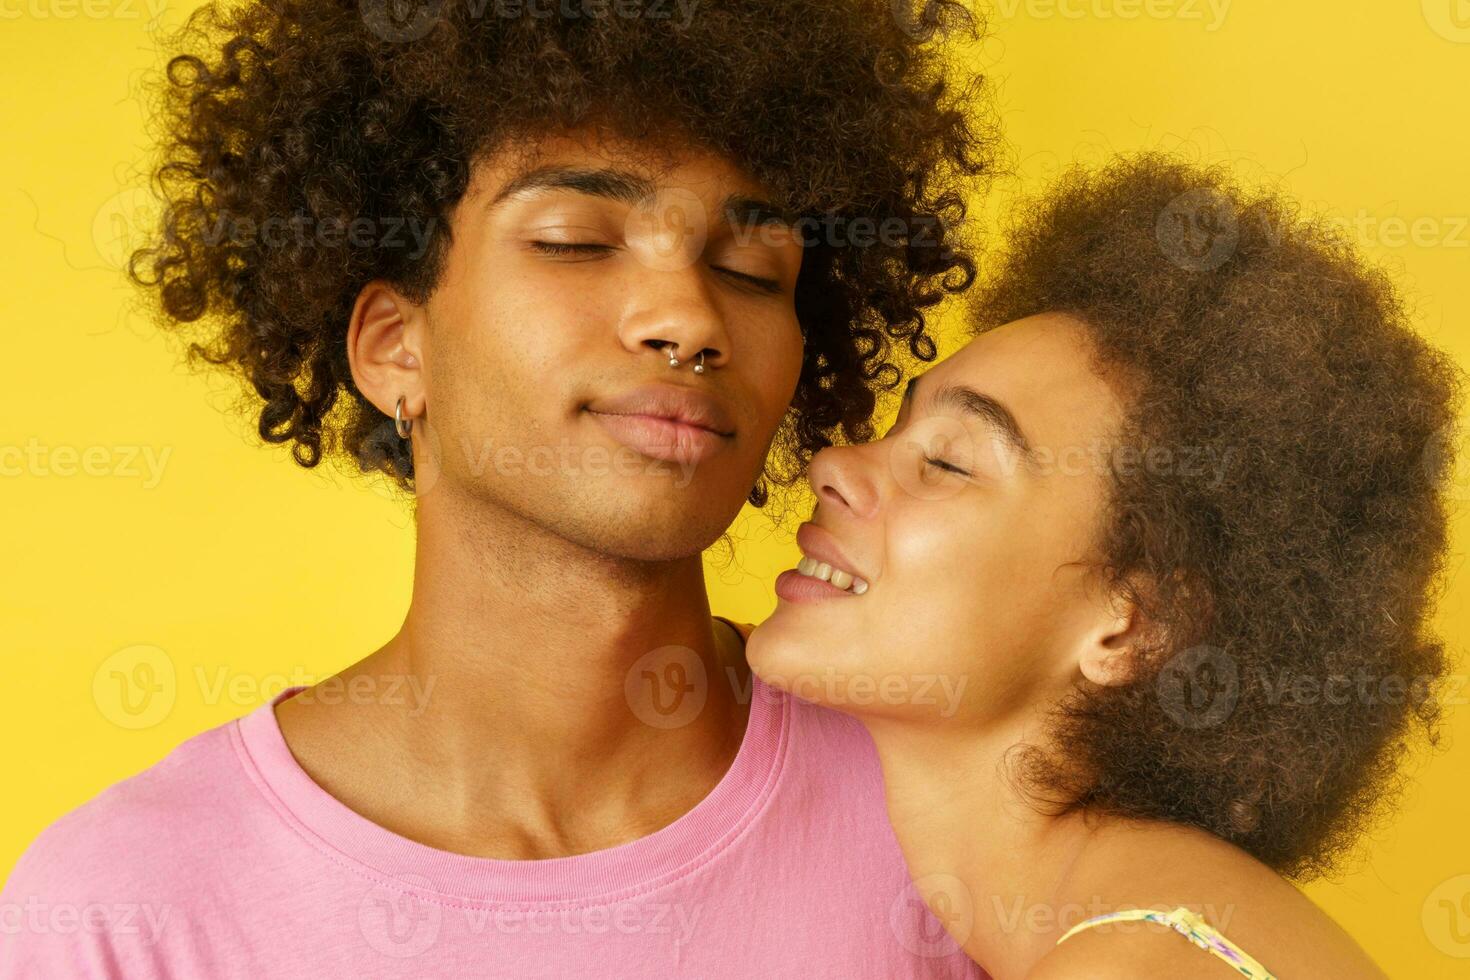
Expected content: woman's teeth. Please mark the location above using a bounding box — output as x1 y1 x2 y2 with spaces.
796 555 869 595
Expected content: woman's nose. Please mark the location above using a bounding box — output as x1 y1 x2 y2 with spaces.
808 443 879 520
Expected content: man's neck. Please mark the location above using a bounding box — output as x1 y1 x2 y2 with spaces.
275 492 751 859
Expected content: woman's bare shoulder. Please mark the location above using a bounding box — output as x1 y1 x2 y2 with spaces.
1026 816 1387 979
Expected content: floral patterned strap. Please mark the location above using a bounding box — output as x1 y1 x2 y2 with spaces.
1055 905 1277 979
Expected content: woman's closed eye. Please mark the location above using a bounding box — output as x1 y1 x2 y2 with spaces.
923 455 970 477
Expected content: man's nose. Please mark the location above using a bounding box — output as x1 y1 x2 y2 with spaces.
616 262 732 372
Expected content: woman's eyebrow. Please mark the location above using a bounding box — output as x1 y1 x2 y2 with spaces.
903 373 1037 466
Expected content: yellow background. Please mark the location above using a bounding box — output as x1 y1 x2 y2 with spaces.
3 1 1468 975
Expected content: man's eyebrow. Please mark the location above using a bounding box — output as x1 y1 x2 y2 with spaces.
903 373 1035 463
488 165 657 211
486 166 793 230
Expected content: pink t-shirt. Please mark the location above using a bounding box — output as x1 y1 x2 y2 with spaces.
1 621 986 978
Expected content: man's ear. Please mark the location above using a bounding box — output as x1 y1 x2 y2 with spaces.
1076 576 1151 688
347 280 425 420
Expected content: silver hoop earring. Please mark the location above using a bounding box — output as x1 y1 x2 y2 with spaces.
666 343 680 368
394 395 413 439
693 351 705 374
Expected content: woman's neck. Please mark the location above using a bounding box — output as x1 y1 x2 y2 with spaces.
864 715 1096 978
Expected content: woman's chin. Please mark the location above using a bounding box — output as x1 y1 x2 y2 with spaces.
744 613 793 682
746 607 824 692
747 609 873 706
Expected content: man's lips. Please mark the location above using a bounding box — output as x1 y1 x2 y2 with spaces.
585 410 730 464
583 382 736 466
584 383 736 436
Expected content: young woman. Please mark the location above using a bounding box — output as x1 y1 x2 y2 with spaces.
746 155 1462 979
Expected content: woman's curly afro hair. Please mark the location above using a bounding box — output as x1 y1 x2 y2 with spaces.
127 0 994 507
972 154 1463 880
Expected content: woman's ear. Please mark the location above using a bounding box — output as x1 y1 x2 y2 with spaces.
347 280 425 420
1076 577 1151 688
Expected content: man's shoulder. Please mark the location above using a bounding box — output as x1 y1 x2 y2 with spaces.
781 683 877 748
3 712 252 900
753 681 888 815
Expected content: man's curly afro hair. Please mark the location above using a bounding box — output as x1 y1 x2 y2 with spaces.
972 154 1463 881
126 0 994 508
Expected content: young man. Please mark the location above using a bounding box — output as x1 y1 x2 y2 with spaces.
2 0 991 975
